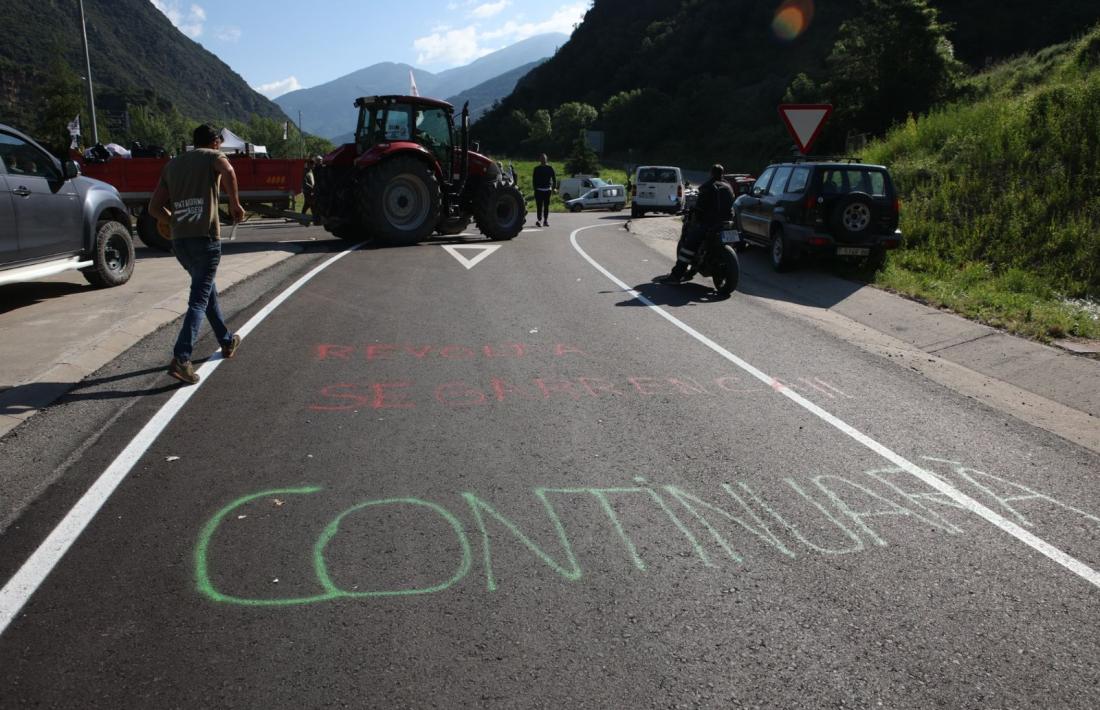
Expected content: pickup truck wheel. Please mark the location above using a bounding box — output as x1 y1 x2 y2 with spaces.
137 207 172 252
474 182 526 241
359 156 441 246
770 228 793 272
82 220 135 287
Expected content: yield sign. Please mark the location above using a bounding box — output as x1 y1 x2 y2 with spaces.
778 104 833 155
441 244 501 270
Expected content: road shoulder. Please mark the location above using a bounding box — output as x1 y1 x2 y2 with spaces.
628 215 1100 453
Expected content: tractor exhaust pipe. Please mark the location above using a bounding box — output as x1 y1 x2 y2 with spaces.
455 101 470 197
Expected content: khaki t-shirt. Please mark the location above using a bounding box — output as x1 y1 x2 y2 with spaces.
158 148 223 239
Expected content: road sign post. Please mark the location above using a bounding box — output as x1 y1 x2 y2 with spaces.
778 104 833 155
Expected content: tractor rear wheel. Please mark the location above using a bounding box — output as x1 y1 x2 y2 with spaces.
359 156 441 246
474 182 526 241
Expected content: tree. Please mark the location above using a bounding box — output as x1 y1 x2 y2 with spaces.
499 109 532 151
564 131 601 175
551 102 598 154
126 103 189 152
522 109 553 155
36 55 85 156
600 88 669 153
824 0 962 136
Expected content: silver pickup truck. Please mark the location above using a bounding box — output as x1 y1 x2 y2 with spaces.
1 123 134 288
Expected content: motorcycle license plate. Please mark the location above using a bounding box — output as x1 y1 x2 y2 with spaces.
720 230 740 244
836 247 870 256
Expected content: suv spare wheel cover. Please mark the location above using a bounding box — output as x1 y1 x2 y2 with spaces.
832 192 873 240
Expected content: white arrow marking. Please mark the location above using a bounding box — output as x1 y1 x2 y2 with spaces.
441 244 501 270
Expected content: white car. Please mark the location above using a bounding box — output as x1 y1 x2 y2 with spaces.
559 175 608 201
565 185 627 212
631 165 684 217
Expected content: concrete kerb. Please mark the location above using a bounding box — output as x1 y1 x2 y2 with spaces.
0 245 303 439
625 215 1100 452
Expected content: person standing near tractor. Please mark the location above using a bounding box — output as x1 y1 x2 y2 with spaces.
149 123 246 385
301 158 316 225
532 154 556 227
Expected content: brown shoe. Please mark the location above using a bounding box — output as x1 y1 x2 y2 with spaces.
221 334 241 359
168 357 200 385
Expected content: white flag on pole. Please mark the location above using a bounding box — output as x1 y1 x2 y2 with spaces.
409 69 419 97
283 120 289 140
67 115 81 149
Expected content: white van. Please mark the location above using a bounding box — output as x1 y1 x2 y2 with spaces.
631 165 684 217
565 185 627 212
559 175 608 201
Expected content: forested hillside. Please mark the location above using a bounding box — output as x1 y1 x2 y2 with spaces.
473 0 1100 168
0 0 286 148
865 26 1100 310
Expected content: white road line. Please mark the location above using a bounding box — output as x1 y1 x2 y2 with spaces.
0 244 363 637
570 224 1100 590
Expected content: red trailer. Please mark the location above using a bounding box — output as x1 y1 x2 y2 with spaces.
79 154 306 250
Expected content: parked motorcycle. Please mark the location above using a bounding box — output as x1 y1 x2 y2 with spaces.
677 209 742 296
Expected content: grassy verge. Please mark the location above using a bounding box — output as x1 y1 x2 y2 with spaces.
874 250 1099 341
862 26 1100 343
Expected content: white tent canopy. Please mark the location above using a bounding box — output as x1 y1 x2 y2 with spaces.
186 128 268 157
216 128 268 157
218 127 247 151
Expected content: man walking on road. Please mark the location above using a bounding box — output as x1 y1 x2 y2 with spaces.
532 154 556 227
149 124 246 385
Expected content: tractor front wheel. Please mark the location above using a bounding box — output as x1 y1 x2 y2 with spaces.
359 156 441 246
474 182 526 241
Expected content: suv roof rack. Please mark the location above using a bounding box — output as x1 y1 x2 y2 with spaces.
787 155 865 164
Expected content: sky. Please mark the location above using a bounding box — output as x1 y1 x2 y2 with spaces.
149 0 591 99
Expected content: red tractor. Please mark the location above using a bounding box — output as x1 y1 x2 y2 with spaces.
315 95 526 245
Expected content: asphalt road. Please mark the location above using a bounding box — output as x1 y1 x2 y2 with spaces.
0 212 1098 708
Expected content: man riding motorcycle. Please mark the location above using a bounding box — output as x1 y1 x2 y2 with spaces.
657 164 736 283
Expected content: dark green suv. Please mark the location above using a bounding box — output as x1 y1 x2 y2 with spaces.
734 159 902 271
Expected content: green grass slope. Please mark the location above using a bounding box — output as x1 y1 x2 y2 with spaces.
864 26 1100 340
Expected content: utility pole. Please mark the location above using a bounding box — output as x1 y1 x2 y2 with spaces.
78 0 99 145
298 110 304 159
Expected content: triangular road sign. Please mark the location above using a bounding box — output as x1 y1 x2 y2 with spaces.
441 244 501 270
778 104 833 154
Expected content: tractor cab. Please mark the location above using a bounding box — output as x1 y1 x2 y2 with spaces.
354 96 460 185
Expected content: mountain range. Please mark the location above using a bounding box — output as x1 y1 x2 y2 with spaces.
274 34 566 140
0 0 285 134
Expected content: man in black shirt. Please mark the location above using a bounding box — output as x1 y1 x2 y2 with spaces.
532 154 556 227
658 164 735 282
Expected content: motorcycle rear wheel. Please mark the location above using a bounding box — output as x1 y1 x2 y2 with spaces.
711 244 740 296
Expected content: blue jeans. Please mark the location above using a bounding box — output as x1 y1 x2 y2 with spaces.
172 237 233 362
